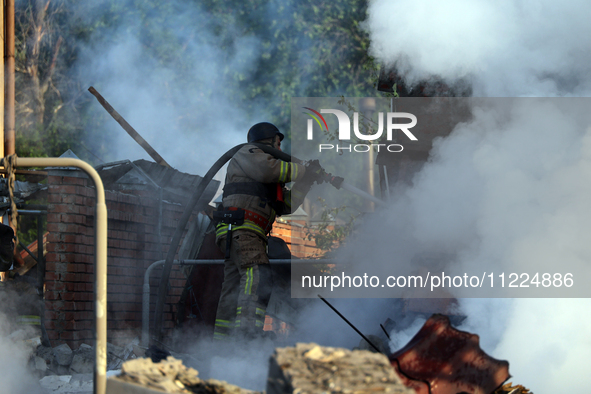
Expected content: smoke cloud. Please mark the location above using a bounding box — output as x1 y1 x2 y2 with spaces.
0 289 45 394
73 0 262 174
360 1 591 392
365 0 591 97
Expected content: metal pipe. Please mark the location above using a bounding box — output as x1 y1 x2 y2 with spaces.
10 209 47 215
37 212 45 296
4 0 15 155
158 188 164 260
152 143 297 344
318 295 382 354
0 0 4 158
18 240 38 263
141 258 334 347
88 87 171 168
0 157 108 394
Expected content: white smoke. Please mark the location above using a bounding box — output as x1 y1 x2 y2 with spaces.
74 0 262 174
362 1 591 392
365 0 591 97
0 293 45 394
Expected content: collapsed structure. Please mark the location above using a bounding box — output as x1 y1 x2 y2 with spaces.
0 75 538 394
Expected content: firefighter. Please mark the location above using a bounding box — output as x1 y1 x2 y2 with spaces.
213 122 323 343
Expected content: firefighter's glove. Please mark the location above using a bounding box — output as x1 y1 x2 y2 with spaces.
303 159 326 185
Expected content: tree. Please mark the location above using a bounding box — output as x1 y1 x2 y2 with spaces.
11 1 110 164
13 0 382 160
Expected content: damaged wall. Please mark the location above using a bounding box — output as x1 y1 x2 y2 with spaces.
44 168 188 348
270 221 323 259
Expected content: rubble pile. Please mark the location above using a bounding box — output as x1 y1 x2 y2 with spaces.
494 383 532 394
30 337 138 377
109 356 260 394
266 343 414 394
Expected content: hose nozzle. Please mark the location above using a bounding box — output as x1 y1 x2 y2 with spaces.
324 173 344 189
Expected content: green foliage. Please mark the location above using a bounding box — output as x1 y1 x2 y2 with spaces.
304 197 359 256
13 0 382 159
17 214 45 248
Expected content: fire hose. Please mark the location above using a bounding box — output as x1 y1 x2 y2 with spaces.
153 143 298 343
152 145 385 343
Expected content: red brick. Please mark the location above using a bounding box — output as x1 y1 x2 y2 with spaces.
62 273 76 282
60 331 74 340
46 300 65 311
45 311 59 320
46 223 65 232
47 233 63 243
72 330 92 341
47 194 62 203
45 281 66 291
62 194 76 204
45 291 60 300
68 177 86 186
46 330 59 340
62 254 80 263
62 292 75 301
45 320 63 330
74 292 92 301
59 185 76 194
78 186 91 196
45 272 60 281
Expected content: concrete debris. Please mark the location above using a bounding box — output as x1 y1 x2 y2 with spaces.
36 344 54 366
34 356 48 372
39 375 74 391
29 337 138 380
69 345 95 374
25 336 42 348
53 343 74 366
39 373 94 394
110 356 260 394
494 382 532 394
266 343 414 394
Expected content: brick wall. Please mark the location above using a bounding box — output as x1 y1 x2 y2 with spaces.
44 169 188 348
270 221 324 259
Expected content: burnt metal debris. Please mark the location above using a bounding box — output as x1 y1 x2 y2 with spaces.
390 314 510 394
88 86 171 168
95 159 219 206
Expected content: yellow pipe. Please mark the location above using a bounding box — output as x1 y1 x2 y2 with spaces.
1 157 108 394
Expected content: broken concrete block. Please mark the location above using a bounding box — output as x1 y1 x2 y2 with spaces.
24 336 42 349
107 342 124 358
39 375 72 392
53 343 73 366
34 356 47 372
111 356 260 394
69 373 94 391
35 345 54 365
108 336 139 370
57 365 70 375
267 343 414 394
69 346 94 374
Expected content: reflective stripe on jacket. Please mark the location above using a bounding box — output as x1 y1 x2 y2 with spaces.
217 144 310 240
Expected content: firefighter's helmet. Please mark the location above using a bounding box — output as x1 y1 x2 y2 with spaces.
247 122 284 143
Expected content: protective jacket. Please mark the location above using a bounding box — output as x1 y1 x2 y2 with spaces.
215 144 310 241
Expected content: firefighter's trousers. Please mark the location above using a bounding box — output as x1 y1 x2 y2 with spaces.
213 230 273 341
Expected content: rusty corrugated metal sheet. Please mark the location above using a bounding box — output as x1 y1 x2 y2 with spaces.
390 314 510 394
